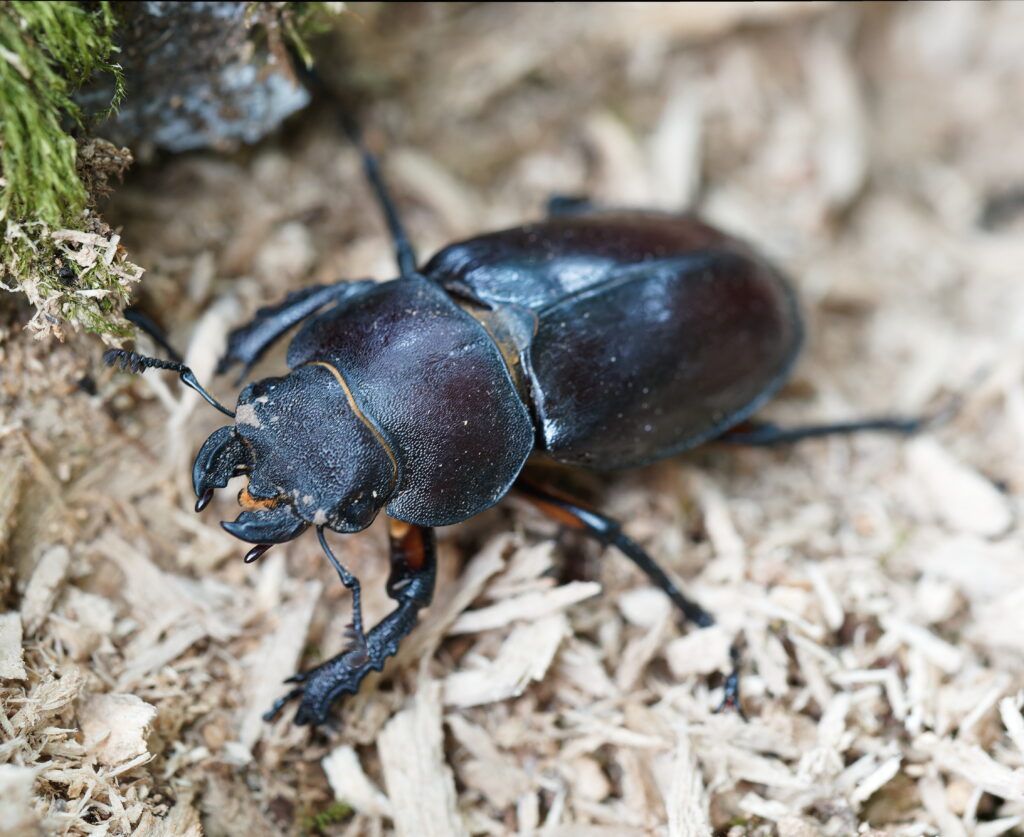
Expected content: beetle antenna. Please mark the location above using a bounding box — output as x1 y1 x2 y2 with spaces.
341 116 419 280
103 350 236 418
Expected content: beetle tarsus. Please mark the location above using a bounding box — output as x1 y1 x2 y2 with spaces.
265 524 437 726
266 598 422 725
714 643 746 720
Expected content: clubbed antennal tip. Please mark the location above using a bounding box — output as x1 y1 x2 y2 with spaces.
104 350 236 418
104 349 181 374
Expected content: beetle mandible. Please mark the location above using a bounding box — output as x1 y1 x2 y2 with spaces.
106 126 925 726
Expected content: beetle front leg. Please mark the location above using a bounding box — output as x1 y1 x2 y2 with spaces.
264 521 436 727
218 280 374 381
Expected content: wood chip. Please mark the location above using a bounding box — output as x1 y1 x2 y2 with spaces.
239 579 322 749
665 623 733 680
446 715 531 809
661 731 711 837
921 736 1024 801
378 681 468 837
0 764 41 837
444 613 569 708
20 546 70 635
0 614 26 680
448 581 600 636
808 34 867 211
999 697 1024 760
906 437 1013 537
0 455 23 564
322 745 393 818
130 793 202 837
79 693 156 767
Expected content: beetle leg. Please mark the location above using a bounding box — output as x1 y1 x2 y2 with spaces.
715 642 746 720
546 195 596 218
263 521 436 726
342 118 420 280
719 415 932 446
317 526 366 642
514 479 712 628
218 281 374 382
515 479 749 715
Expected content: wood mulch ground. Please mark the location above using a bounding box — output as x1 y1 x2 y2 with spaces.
3 3 1024 835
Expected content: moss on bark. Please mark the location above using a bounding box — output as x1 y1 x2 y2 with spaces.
0 1 138 342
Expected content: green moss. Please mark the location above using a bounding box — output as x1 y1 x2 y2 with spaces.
0 1 136 342
0 1 345 342
299 800 354 835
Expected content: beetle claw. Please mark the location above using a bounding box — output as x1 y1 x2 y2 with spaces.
222 506 307 544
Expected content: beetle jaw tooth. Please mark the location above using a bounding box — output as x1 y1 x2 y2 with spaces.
221 502 307 544
192 426 253 510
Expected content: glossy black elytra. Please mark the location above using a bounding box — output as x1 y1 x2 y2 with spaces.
105 126 926 727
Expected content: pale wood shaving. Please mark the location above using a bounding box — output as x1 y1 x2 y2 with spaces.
444 613 569 708
0 613 26 680
661 730 711 837
322 745 393 818
0 455 23 564
6 4 1024 833
975 818 1024 837
78 693 156 767
446 715 532 809
615 609 671 693
880 616 965 675
240 579 322 749
129 793 202 837
647 83 703 211
688 470 745 584
921 735 1024 801
19 546 69 636
397 533 509 665
807 33 867 212
617 586 671 629
448 581 601 635
0 764 42 837
1000 696 1024 760
906 437 1013 537
378 681 468 837
51 588 116 662
850 754 902 805
918 773 968 837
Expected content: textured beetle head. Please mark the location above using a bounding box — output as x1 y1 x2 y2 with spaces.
193 364 396 543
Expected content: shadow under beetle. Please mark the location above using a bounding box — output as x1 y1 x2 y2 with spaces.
106 126 927 727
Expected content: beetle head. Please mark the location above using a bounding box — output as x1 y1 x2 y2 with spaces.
193 364 396 544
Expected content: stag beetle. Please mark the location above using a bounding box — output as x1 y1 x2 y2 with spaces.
106 127 927 727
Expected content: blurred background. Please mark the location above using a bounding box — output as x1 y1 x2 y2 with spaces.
3 3 1024 835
